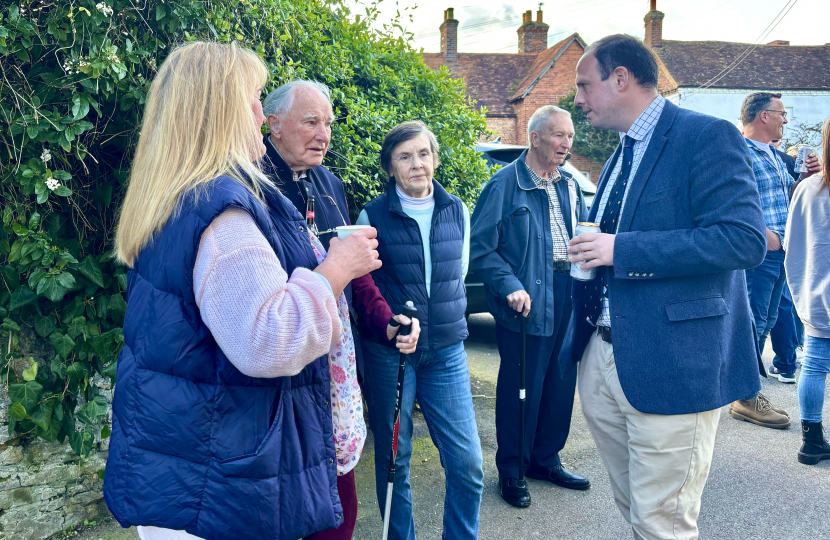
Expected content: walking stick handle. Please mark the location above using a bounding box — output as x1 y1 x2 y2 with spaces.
398 301 418 338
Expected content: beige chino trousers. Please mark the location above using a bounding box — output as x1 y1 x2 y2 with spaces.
578 332 720 540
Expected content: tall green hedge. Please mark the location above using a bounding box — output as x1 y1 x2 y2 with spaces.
0 0 490 457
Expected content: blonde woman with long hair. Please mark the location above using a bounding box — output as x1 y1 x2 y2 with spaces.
103 41 380 540
784 118 830 466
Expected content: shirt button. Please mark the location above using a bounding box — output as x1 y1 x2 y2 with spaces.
298 225 304 232
537 234 542 238
536 279 541 284
336 514 342 521
329 458 334 464
324 400 329 406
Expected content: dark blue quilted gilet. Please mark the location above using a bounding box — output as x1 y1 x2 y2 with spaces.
103 176 342 540
364 180 468 351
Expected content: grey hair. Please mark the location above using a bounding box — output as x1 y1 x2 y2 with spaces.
262 80 332 118
527 105 571 143
740 92 782 126
380 120 440 179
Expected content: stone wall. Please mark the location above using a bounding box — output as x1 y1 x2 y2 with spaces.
0 324 111 540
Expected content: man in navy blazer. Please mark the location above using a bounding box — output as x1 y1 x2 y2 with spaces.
565 35 766 539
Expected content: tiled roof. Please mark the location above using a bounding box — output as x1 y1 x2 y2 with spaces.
655 40 830 90
422 53 537 115
508 33 586 101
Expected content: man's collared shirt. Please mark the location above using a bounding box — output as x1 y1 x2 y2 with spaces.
268 137 308 184
744 137 792 240
594 95 666 328
523 159 570 262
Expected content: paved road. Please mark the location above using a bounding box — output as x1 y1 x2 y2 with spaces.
80 313 829 540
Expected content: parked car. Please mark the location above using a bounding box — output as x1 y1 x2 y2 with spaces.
475 142 596 207
465 143 597 316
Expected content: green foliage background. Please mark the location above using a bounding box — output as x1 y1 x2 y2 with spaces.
558 91 618 165
0 0 490 457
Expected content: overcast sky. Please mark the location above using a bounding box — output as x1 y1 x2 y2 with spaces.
363 0 829 54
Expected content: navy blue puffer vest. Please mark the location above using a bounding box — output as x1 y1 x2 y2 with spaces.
364 180 467 351
103 176 342 540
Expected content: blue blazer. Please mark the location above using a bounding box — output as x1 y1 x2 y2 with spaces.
563 101 767 415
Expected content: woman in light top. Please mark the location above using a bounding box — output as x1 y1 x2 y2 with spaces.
784 117 830 466
103 41 413 540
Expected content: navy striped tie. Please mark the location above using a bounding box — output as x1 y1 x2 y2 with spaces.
578 135 635 324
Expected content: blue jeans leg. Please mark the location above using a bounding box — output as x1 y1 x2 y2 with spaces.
745 249 787 352
414 343 483 540
363 340 418 540
362 340 483 540
798 336 830 423
795 316 805 349
770 282 799 373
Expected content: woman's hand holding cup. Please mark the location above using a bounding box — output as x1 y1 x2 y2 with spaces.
315 227 381 297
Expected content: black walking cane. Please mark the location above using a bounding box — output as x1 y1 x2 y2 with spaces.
382 301 418 540
519 314 527 483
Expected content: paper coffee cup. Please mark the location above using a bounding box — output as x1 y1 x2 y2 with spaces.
336 225 370 239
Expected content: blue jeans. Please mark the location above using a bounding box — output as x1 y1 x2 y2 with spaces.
745 249 788 355
798 336 830 423
362 340 484 540
769 282 799 373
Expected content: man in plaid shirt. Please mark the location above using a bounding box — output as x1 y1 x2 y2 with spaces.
470 105 589 508
730 92 798 429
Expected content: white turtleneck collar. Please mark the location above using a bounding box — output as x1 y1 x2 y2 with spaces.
396 183 435 210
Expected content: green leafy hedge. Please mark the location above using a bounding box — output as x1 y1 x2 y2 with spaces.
0 0 490 457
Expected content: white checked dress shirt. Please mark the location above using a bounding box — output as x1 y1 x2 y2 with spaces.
594 95 666 328
523 159 570 262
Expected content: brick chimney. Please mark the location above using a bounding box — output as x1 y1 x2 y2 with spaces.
440 8 459 63
644 0 664 48
517 9 549 54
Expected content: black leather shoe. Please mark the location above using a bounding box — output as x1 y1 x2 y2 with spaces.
526 464 591 491
499 474 531 507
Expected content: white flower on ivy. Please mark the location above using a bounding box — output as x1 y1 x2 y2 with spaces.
46 178 61 191
103 46 119 63
41 149 52 163
96 2 113 16
62 57 89 75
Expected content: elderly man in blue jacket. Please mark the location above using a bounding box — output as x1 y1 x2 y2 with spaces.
470 105 589 508
565 35 766 539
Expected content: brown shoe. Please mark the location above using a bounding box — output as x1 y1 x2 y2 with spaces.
729 393 789 418
730 393 790 429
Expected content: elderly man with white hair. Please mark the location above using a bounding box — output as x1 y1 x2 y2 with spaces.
470 105 590 508
261 81 420 540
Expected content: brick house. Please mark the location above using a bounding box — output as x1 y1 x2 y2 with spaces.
645 0 830 137
422 8 604 182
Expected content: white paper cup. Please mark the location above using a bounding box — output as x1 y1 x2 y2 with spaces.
336 225 370 239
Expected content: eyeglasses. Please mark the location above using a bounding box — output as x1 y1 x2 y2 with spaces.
394 151 432 168
764 110 787 119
